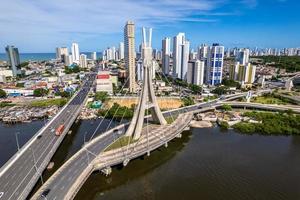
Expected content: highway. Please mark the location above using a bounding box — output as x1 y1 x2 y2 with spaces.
0 72 96 200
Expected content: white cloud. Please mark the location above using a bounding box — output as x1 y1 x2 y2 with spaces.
0 0 226 51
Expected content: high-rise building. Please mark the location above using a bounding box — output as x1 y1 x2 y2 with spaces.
124 21 136 93
237 63 256 84
71 43 80 64
173 33 189 80
187 60 205 86
162 37 171 75
119 42 124 60
236 48 250 66
5 45 20 77
206 43 224 86
79 54 87 68
91 52 97 60
229 62 240 80
56 47 69 61
64 55 73 66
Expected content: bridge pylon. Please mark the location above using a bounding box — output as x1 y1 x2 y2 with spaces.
125 27 167 140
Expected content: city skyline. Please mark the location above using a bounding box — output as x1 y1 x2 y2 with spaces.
0 0 299 53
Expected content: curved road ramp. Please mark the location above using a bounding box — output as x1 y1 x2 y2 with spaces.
31 112 193 200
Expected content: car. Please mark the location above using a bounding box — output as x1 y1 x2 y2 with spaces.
37 135 42 139
41 189 50 197
113 129 122 135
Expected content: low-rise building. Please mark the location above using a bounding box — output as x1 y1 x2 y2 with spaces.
96 71 113 94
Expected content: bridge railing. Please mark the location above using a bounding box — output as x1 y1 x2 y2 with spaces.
0 84 83 178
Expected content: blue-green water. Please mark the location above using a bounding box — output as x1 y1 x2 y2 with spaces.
0 52 102 62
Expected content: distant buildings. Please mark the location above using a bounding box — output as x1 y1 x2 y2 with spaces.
56 47 69 60
5 45 21 77
71 43 80 64
162 37 171 75
173 33 190 80
91 52 97 60
79 54 87 68
119 42 124 60
206 43 224 86
187 60 205 86
124 20 136 93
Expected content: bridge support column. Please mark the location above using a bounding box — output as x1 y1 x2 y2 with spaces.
147 151 150 156
165 142 168 148
101 167 112 176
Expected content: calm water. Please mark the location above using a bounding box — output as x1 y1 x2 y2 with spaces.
1 122 300 200
0 52 102 62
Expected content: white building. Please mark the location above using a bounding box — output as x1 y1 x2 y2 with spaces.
187 60 205 85
173 33 189 80
119 42 124 60
79 54 87 68
162 37 171 75
91 52 97 60
71 43 80 64
96 71 113 94
56 47 69 60
236 48 250 66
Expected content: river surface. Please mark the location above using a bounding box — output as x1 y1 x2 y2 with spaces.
0 121 300 200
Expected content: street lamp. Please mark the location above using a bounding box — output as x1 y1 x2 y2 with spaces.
15 131 20 152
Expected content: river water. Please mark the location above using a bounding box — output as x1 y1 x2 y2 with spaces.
1 121 300 200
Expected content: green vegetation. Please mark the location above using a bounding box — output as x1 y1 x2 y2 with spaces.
251 93 294 105
104 136 135 152
64 65 80 74
0 89 6 98
182 96 195 106
59 91 72 98
29 98 68 107
165 115 178 124
252 56 300 72
97 103 134 119
203 95 217 102
189 84 202 94
219 121 229 131
222 78 241 88
221 104 232 112
16 82 25 88
0 102 16 107
232 111 300 135
95 91 109 102
33 88 48 97
19 62 29 68
212 86 229 95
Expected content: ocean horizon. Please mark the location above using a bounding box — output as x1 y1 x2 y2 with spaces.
0 52 102 62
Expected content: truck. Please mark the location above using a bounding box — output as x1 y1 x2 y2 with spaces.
55 124 65 136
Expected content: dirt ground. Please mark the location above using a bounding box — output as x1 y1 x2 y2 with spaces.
107 97 183 110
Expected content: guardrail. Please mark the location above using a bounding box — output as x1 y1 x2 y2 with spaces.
0 87 82 178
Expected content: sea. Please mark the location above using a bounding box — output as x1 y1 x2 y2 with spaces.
0 52 102 62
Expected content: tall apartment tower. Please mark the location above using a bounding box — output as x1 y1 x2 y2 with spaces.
119 42 124 60
187 60 205 86
236 48 250 65
56 47 69 61
206 43 224 86
173 33 189 80
79 54 87 68
162 37 171 75
5 45 20 77
124 21 136 93
71 43 80 64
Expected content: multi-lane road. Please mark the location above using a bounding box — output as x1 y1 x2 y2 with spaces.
0 72 96 200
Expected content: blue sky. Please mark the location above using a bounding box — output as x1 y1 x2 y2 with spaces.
0 0 299 53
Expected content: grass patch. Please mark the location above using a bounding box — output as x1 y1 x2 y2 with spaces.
165 115 178 124
29 98 68 107
251 96 287 105
104 136 136 152
0 102 16 107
